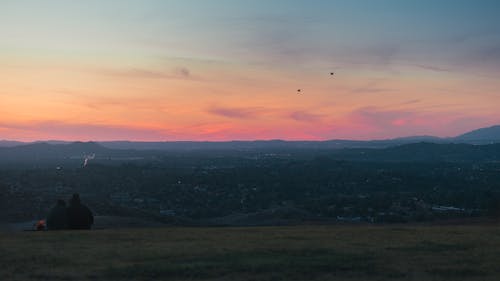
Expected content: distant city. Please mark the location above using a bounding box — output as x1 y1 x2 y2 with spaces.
1 125 500 227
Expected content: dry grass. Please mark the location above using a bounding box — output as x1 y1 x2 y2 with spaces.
1 225 500 280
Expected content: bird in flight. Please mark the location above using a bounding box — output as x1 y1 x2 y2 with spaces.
295 71 335 94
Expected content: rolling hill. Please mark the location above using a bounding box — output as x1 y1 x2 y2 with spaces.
454 125 500 143
1 125 500 154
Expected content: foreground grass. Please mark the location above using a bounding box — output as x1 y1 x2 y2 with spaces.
1 225 500 280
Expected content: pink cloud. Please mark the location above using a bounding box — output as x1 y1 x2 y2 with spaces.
207 106 265 119
289 111 324 123
340 107 499 139
0 121 168 141
1 107 498 142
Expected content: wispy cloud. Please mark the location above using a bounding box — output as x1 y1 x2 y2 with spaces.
350 87 392 94
399 99 421 105
413 64 452 72
350 80 393 94
343 106 498 139
173 67 191 78
207 106 265 119
0 121 168 141
289 111 323 123
467 45 500 72
97 66 196 80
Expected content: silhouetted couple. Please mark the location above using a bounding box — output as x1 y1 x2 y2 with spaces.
46 193 94 230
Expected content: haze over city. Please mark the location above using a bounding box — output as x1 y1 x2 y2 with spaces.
1 0 500 141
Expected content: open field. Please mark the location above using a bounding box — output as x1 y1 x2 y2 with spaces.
1 224 500 281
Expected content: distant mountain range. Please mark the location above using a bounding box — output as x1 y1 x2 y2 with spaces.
333 142 500 162
0 141 111 166
0 125 500 166
454 125 500 143
1 124 500 151
0 140 24 147
1 140 500 166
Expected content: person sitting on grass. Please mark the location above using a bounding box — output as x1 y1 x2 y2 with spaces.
46 199 68 230
67 193 94 230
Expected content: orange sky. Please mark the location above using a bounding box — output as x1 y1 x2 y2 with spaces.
1 1 500 141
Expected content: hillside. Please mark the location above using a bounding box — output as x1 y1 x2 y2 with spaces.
2 141 500 166
2 124 500 151
0 141 155 168
455 125 500 143
333 142 500 162
1 224 500 281
0 140 24 147
0 141 107 157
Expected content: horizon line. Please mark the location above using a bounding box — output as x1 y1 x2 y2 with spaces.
0 135 460 144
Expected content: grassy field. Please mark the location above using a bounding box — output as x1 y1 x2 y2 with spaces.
1 224 500 281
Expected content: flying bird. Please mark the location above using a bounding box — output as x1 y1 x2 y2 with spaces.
297 89 302 93
330 72 335 76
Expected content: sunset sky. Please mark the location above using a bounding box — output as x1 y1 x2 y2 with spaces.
1 0 500 141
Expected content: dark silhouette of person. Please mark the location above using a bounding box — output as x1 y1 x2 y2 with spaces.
67 193 94 230
47 199 68 230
